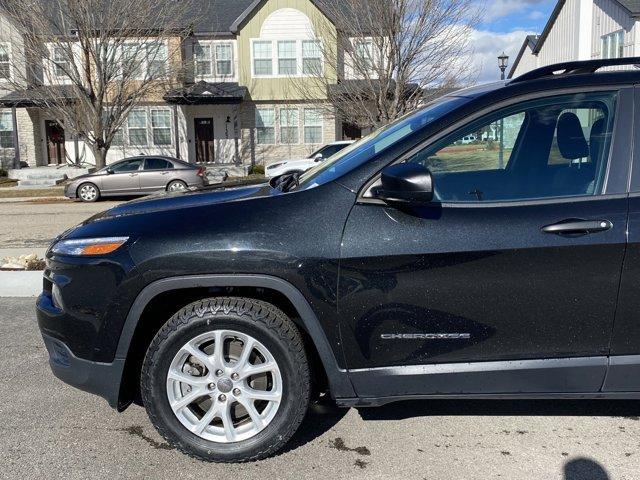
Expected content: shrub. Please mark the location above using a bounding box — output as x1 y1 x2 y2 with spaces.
0 168 7 177
250 164 265 175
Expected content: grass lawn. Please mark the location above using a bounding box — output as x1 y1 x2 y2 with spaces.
0 186 65 198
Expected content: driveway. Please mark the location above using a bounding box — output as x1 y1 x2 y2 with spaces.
2 297 639 480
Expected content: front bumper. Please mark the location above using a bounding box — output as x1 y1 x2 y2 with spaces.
37 293 126 410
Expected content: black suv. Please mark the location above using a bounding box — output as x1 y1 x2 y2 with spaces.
37 58 640 462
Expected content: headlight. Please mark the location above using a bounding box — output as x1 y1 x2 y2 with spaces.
267 163 286 170
51 237 129 256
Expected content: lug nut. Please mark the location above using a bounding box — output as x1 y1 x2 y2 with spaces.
231 373 239 381
233 388 241 396
185 386 192 393
215 369 224 377
218 394 227 402
208 383 216 391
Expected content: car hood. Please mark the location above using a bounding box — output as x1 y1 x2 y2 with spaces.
88 181 273 221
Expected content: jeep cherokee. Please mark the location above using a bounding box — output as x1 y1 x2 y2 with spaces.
36 58 640 462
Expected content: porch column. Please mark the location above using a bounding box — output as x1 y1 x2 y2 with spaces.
173 105 181 160
11 106 20 169
233 104 240 165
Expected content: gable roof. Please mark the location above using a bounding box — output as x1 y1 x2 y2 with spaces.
507 35 538 79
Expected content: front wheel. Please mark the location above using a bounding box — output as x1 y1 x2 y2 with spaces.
141 297 310 462
77 182 100 202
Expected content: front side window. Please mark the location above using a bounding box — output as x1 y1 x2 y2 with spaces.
0 44 10 80
280 108 299 144
215 43 233 76
405 92 617 203
151 109 172 146
111 159 143 172
303 108 323 144
128 110 148 146
0 111 13 148
256 108 275 145
302 40 322 75
278 41 297 75
253 41 273 76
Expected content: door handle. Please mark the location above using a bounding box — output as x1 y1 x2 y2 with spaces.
541 219 613 236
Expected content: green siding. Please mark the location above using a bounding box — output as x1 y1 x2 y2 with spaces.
237 0 337 101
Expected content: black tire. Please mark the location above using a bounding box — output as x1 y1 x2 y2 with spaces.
141 297 310 462
77 182 100 202
166 180 188 192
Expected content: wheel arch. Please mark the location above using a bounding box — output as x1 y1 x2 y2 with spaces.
115 275 355 410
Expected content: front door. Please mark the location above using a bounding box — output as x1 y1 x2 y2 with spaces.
339 89 631 397
101 158 143 194
195 118 215 163
45 120 65 165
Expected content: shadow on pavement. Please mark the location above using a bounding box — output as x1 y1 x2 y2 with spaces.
564 458 611 480
281 398 349 454
356 399 640 421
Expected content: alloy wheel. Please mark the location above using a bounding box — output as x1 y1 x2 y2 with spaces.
78 184 98 202
166 330 282 443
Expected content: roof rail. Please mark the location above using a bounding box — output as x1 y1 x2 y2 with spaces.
511 57 640 83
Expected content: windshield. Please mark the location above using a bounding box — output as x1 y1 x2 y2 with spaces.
295 95 469 189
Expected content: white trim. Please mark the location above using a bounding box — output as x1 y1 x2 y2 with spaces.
303 107 323 145
113 106 175 148
193 39 237 81
0 42 13 83
279 107 300 145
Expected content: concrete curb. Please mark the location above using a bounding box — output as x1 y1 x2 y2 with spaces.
0 271 43 297
0 196 68 203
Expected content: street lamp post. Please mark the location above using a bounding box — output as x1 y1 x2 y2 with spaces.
498 52 509 168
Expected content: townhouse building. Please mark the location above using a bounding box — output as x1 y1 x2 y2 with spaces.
0 0 368 172
510 0 640 78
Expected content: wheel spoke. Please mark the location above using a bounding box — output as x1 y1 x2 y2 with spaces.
240 361 277 379
244 387 281 403
236 337 255 371
167 369 209 388
183 343 214 371
219 402 236 442
192 400 219 435
211 330 226 370
170 389 205 412
237 397 264 430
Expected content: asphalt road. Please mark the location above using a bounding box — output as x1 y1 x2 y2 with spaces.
0 200 123 254
2 298 640 479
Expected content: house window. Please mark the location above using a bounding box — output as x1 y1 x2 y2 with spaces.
111 128 124 147
256 107 275 145
151 109 172 146
122 43 145 79
194 44 213 77
253 41 273 76
148 42 168 78
354 39 374 74
280 108 299 144
302 40 322 75
128 109 148 146
601 30 625 59
0 111 13 148
278 41 297 75
53 46 70 78
304 109 323 144
0 44 10 80
215 43 233 76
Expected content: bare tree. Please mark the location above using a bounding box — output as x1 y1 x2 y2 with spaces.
0 0 196 167
293 0 478 130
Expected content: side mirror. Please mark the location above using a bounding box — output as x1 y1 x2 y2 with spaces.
314 153 323 162
106 168 114 175
375 162 434 205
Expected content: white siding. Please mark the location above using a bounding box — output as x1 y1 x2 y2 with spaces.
536 0 582 66
511 46 538 78
259 8 315 40
592 0 637 58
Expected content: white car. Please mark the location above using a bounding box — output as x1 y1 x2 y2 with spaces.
265 141 355 178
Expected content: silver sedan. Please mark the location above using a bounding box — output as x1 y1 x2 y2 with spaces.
65 156 208 202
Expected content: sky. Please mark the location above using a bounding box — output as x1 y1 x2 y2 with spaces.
469 0 556 83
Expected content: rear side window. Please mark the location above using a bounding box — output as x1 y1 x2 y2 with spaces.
144 158 173 170
406 92 617 203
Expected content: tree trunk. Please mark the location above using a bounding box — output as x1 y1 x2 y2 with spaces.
93 145 109 169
